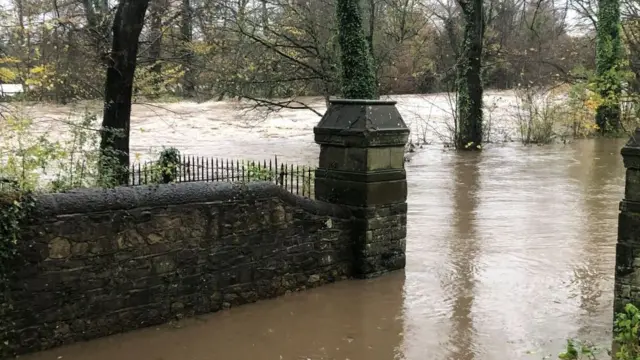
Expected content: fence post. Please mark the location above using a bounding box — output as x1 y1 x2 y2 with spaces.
314 99 410 278
615 129 640 314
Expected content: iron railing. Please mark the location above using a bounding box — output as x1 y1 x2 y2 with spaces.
128 156 315 198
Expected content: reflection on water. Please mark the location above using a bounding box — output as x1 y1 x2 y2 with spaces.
446 153 482 360
21 274 406 360
20 139 627 360
571 140 623 339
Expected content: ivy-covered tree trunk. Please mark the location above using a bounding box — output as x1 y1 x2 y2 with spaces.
595 0 622 133
336 0 378 99
455 0 484 150
99 0 150 186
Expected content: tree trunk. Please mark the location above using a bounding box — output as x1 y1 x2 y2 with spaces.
149 0 167 95
366 0 375 57
99 0 150 186
261 0 268 32
455 0 484 150
181 0 195 97
15 0 25 45
445 17 460 59
595 0 622 133
336 0 377 99
14 0 27 84
366 0 379 94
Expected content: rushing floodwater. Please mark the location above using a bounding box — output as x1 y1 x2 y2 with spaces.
12 93 626 360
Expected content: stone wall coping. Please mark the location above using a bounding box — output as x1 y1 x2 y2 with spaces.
329 99 398 105
32 182 352 219
313 127 410 135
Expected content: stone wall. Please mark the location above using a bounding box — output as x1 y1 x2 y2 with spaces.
6 182 353 355
615 129 640 313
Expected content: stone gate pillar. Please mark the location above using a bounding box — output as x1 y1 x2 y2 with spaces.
314 99 410 278
615 129 640 312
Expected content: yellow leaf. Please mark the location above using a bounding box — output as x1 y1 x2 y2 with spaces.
0 68 18 82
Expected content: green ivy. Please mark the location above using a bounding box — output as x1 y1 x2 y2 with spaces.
0 190 35 357
613 303 640 360
335 0 377 99
558 303 640 360
157 147 181 184
558 339 599 360
595 0 623 133
455 0 485 150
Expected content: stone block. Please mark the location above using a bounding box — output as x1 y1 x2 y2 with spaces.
366 147 391 171
318 146 406 173
389 147 406 169
48 237 71 260
626 169 640 202
315 177 407 207
319 146 365 172
618 211 640 245
354 252 406 278
354 238 406 258
616 242 636 277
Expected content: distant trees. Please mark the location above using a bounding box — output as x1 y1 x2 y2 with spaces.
0 0 597 103
0 0 636 144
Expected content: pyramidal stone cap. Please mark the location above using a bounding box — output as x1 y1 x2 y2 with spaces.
314 99 410 148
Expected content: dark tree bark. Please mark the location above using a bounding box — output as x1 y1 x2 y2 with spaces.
455 0 485 150
336 0 377 99
99 0 150 186
181 0 196 97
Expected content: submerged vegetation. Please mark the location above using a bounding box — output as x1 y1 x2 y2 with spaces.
556 303 640 360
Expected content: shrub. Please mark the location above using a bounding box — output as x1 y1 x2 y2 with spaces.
513 86 561 145
558 303 640 360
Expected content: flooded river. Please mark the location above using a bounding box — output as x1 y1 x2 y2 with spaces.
13 93 626 360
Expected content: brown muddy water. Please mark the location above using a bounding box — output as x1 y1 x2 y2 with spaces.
11 93 627 360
